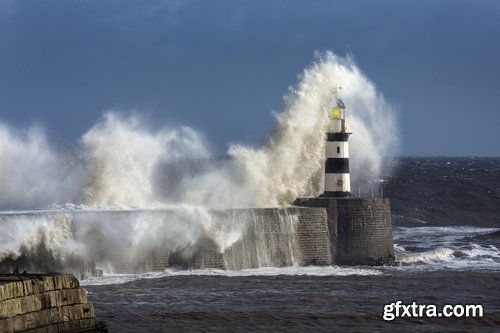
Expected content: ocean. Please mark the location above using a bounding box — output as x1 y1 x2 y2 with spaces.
80 157 500 332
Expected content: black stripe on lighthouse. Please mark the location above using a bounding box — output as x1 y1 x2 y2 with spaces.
325 158 349 173
327 132 350 142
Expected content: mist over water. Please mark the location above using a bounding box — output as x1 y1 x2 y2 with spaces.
0 51 399 273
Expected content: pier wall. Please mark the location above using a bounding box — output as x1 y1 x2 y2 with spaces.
151 207 332 270
0 201 394 277
149 198 394 270
0 274 97 333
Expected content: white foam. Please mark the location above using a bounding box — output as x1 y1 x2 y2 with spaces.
398 247 455 264
393 225 500 272
394 226 500 245
394 242 500 272
81 273 146 286
0 207 247 273
461 243 500 260
80 265 384 286
393 243 408 256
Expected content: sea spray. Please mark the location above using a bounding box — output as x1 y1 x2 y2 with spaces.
0 124 88 209
0 51 398 210
164 52 398 207
75 52 398 209
0 51 399 273
228 52 398 206
0 207 247 274
81 112 209 208
220 209 301 270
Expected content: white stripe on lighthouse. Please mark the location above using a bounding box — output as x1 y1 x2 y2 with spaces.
325 173 351 192
325 141 349 158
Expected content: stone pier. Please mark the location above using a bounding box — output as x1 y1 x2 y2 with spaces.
0 274 97 333
151 207 333 271
148 201 394 270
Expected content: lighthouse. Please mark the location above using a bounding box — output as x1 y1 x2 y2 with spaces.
320 92 353 197
295 91 395 267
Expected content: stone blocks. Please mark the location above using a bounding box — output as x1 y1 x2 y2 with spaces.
0 274 97 333
152 207 332 270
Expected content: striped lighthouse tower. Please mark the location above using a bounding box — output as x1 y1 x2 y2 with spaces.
320 93 353 197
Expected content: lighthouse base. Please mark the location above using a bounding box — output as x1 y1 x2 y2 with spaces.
293 197 395 266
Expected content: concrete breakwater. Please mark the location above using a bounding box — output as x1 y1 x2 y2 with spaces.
0 274 97 333
150 198 394 270
152 207 333 271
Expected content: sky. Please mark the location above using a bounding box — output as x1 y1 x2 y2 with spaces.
0 0 499 156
